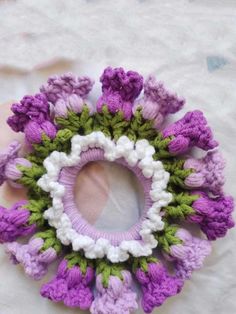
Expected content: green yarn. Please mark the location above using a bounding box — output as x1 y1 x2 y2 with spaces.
25 199 49 227
96 260 125 288
29 129 74 164
54 105 157 142
35 229 62 254
18 163 45 197
163 192 199 219
155 223 182 253
65 252 94 274
132 256 158 273
151 134 173 159
163 159 194 188
56 106 93 135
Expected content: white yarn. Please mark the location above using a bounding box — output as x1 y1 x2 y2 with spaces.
37 132 172 263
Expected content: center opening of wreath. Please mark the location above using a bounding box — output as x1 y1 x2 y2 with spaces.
74 161 145 232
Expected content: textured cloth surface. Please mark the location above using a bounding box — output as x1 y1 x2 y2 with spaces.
0 0 236 313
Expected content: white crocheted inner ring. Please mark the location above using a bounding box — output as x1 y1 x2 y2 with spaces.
37 131 172 262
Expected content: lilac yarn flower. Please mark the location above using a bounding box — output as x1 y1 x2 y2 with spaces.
135 262 183 313
133 75 185 128
41 259 94 310
189 192 234 240
0 201 35 243
168 228 211 279
5 237 57 280
162 110 218 154
7 94 57 144
90 270 138 314
0 141 21 185
0 140 32 187
96 67 143 120
184 151 225 195
40 73 95 117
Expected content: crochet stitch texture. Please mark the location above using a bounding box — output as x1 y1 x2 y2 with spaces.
0 66 234 314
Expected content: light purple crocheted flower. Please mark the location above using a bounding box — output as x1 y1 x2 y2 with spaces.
184 151 225 195
0 201 35 243
169 228 212 279
90 271 138 314
133 75 185 128
97 67 143 120
41 259 94 310
5 237 57 280
40 73 95 117
190 192 234 240
135 262 183 313
162 110 218 154
0 141 21 185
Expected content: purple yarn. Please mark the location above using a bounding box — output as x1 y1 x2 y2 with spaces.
5 237 57 280
184 151 225 195
0 141 21 185
0 201 35 243
90 271 138 314
162 111 218 154
169 228 212 279
40 73 95 117
133 75 185 128
7 94 56 144
96 67 143 120
135 262 183 313
190 192 234 240
7 93 51 132
24 120 57 144
40 73 94 104
41 259 94 310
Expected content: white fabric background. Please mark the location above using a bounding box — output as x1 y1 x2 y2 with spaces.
0 1 236 313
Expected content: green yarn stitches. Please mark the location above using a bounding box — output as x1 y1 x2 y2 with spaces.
18 163 46 197
26 199 49 227
96 260 125 288
155 223 182 253
132 256 158 273
35 229 62 254
54 106 157 142
29 129 74 164
163 192 199 219
65 252 94 274
56 106 93 135
163 159 193 188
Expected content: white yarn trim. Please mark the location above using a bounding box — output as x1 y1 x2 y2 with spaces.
37 132 172 263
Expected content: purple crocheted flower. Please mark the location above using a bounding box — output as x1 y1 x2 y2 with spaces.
40 73 95 117
135 262 183 313
168 228 212 279
7 93 51 132
7 94 57 144
0 201 35 243
96 67 143 120
41 259 94 310
189 192 234 240
5 237 57 280
162 111 218 154
24 120 57 144
90 270 138 314
184 151 225 195
133 75 185 128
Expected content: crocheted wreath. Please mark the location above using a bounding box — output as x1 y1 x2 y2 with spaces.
0 67 234 314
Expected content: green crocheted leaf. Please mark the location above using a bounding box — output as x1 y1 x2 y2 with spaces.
35 229 62 254
156 224 182 253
